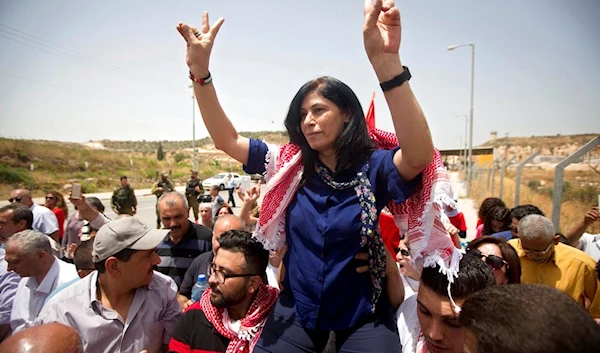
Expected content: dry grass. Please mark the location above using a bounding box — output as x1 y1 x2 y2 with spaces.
0 138 244 197
469 168 600 234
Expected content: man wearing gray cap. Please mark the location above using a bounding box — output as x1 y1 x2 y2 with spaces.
37 217 182 353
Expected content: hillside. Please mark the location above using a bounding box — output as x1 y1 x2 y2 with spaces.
1 132 597 197
0 132 288 196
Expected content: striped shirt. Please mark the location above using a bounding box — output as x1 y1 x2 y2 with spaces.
156 221 212 287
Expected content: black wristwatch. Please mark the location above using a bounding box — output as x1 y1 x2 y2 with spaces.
379 66 411 92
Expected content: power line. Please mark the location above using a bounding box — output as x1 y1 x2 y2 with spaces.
0 24 185 100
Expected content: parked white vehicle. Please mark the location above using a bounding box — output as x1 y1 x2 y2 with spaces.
202 173 241 190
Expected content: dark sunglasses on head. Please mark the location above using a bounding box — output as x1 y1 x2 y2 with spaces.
466 247 508 271
8 197 22 203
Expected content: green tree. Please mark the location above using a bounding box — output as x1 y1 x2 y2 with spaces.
157 141 165 161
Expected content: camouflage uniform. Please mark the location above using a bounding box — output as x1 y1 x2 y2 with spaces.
152 177 175 228
185 176 203 221
111 185 137 216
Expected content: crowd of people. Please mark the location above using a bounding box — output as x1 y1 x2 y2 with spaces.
1 0 599 352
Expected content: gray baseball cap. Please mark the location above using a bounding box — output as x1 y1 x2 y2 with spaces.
92 217 170 263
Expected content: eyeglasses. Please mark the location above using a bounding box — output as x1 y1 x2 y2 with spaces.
519 239 553 256
8 197 22 203
466 247 508 271
206 262 260 284
395 248 410 257
45 196 55 200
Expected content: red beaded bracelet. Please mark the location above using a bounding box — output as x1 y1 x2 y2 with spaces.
189 71 213 86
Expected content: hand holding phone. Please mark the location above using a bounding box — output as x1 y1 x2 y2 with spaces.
71 183 82 199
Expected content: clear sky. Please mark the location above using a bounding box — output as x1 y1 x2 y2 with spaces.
0 0 598 149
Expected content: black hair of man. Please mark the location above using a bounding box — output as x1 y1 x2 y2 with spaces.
120 176 128 181
218 230 269 276
510 204 544 221
459 284 600 353
93 248 136 274
0 203 33 229
420 253 495 300
73 240 94 272
86 197 105 213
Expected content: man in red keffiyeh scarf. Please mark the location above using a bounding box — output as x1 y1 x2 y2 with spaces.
168 230 279 353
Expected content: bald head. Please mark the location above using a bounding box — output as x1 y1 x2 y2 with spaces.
212 214 245 253
158 191 189 211
9 189 33 207
0 323 83 353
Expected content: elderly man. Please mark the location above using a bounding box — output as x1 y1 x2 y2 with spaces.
169 230 278 353
508 214 600 318
177 214 245 309
0 204 62 257
0 322 83 353
6 230 77 333
459 284 600 353
395 254 495 353
37 217 181 353
9 189 59 242
156 192 212 287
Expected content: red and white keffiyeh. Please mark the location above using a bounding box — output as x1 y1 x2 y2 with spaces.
253 94 461 290
200 284 279 353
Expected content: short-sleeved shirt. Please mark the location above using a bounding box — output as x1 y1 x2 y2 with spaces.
396 295 420 353
169 302 230 352
37 270 182 353
211 195 225 218
10 257 77 332
156 221 212 287
178 251 214 299
244 138 420 330
509 240 600 318
30 203 59 236
573 233 600 262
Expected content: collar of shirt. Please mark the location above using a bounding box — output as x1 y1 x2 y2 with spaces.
88 270 148 324
510 239 557 264
26 257 59 294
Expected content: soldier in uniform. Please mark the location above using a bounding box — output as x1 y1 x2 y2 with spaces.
151 171 175 228
111 176 137 216
185 170 203 223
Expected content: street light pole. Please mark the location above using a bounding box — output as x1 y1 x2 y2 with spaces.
455 114 468 171
189 85 196 170
448 43 475 195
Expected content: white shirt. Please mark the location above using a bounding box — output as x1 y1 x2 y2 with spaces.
38 270 182 353
30 203 59 235
396 295 421 353
265 263 280 289
574 233 600 262
10 257 77 332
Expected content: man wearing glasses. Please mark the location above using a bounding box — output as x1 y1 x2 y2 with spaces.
8 189 59 243
508 214 600 318
169 230 279 353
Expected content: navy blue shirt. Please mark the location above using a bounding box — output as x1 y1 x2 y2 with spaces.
156 221 212 287
491 230 514 242
244 139 420 330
